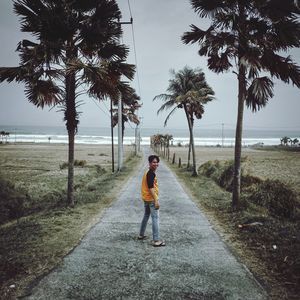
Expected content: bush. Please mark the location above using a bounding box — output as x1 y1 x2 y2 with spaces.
245 179 298 219
60 160 87 169
59 162 69 169
218 162 234 191
0 178 28 224
199 159 298 219
95 165 107 175
74 160 87 167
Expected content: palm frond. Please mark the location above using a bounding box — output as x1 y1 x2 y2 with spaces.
182 24 212 44
190 0 232 18
261 51 300 88
164 106 178 127
25 79 61 108
157 99 176 115
0 66 29 83
246 77 274 112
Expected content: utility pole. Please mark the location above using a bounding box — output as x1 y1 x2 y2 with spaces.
110 99 115 172
117 97 123 171
135 124 138 155
222 123 224 147
117 17 133 171
138 116 143 152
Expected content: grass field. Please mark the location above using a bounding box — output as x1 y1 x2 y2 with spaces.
164 145 300 299
167 146 300 195
0 143 140 299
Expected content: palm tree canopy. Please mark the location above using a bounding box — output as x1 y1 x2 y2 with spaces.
0 0 135 116
154 66 215 126
182 0 300 111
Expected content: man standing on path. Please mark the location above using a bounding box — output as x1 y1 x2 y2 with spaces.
138 155 165 247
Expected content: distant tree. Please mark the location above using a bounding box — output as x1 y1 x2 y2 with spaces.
292 138 299 146
0 131 4 143
183 0 300 208
154 67 214 176
281 136 290 146
4 132 10 143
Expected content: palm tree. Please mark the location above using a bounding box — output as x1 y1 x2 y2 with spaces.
292 138 299 146
183 0 300 208
281 136 290 146
0 131 5 143
154 67 214 176
0 0 135 206
112 85 141 143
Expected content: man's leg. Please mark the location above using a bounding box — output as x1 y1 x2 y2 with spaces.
139 202 150 237
150 203 160 241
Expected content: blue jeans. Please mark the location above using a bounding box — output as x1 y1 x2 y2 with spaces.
139 201 160 241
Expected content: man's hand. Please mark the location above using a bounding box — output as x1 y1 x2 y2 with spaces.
154 200 160 210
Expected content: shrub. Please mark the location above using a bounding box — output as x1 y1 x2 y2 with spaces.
218 162 234 191
74 160 87 167
0 178 28 224
246 179 298 219
59 162 69 169
95 165 107 175
59 160 87 169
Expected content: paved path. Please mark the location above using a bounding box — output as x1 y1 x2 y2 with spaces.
25 148 267 300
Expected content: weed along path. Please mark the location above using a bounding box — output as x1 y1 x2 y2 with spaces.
25 147 267 300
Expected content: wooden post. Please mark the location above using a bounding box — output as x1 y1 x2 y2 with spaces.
172 153 176 164
178 157 181 168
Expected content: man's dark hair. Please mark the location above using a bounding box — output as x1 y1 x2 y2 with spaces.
148 155 160 163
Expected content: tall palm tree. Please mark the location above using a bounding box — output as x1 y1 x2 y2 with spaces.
154 67 214 176
0 0 135 206
183 0 300 208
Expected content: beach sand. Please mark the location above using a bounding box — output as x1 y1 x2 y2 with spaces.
0 143 135 182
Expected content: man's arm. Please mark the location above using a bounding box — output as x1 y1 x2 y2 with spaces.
149 188 159 208
147 171 159 209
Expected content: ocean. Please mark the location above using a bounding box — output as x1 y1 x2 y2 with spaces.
0 125 299 147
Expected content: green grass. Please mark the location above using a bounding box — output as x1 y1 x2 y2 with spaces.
0 151 141 299
168 161 300 300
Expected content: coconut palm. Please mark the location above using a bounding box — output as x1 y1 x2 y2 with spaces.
0 0 135 206
183 0 300 208
154 67 214 176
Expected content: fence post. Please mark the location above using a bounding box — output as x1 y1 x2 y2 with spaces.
172 153 176 164
178 157 181 168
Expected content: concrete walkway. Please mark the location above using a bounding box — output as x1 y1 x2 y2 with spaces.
25 148 267 300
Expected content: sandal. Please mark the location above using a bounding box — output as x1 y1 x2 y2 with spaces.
137 235 147 240
153 240 166 247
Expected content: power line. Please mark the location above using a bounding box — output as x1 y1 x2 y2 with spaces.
128 0 142 99
91 98 111 119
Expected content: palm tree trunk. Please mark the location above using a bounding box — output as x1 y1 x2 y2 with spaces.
232 63 246 210
65 42 77 207
184 105 197 176
65 70 76 207
67 128 75 207
187 136 191 169
110 99 114 173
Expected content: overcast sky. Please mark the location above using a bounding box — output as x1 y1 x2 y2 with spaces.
0 0 299 131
